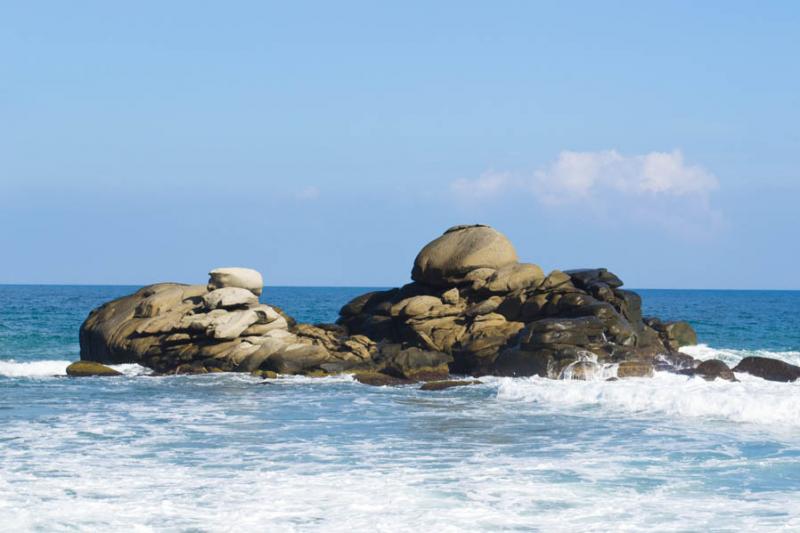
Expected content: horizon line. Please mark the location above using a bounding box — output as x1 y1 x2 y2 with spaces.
0 283 798 292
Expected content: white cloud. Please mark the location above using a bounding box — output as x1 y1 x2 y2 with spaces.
450 171 513 201
296 185 320 200
533 149 718 204
450 149 722 237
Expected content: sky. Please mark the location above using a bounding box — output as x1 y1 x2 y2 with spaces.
1 1 799 288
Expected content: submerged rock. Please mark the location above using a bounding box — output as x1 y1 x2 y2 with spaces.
691 359 737 381
66 361 122 377
733 356 800 382
419 380 482 391
351 371 412 387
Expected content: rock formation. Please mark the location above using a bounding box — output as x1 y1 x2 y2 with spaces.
78 225 734 382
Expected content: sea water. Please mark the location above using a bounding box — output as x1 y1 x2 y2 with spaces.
1 286 799 532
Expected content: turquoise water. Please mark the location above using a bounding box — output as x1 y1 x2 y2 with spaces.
1 286 799 531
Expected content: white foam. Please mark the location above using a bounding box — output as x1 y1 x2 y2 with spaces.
1 385 798 533
0 360 151 378
682 343 800 366
492 372 800 428
0 359 70 377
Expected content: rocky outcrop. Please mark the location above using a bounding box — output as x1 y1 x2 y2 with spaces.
338 226 692 379
79 270 340 375
79 225 703 381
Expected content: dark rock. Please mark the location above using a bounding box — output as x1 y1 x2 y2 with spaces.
339 289 397 318
250 369 278 379
565 268 624 289
518 317 605 348
453 333 514 375
660 351 698 370
492 348 553 377
352 371 412 386
613 289 643 330
693 359 737 381
733 356 800 382
419 380 482 391
495 291 526 321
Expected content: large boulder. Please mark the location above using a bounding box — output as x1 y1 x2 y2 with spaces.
733 356 800 382
411 225 519 287
208 267 264 296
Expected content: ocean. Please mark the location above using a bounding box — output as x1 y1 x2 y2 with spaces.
1 286 799 532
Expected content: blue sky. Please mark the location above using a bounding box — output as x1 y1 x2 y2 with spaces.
1 1 798 288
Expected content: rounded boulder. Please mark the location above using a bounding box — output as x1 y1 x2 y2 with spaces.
208 267 264 296
411 225 519 287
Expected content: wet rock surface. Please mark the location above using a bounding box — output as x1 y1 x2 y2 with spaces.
733 356 800 382
79 225 706 381
66 361 122 377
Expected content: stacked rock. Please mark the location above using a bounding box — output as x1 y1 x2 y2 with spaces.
83 225 760 382
80 268 350 374
337 224 697 379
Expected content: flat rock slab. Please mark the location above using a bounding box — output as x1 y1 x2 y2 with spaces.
352 371 412 386
419 380 482 391
67 361 122 377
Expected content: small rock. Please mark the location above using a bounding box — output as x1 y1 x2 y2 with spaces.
693 359 737 381
66 361 122 377
441 288 460 305
352 371 411 386
250 369 278 379
419 380 482 391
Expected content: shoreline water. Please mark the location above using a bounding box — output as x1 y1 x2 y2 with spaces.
1 285 799 531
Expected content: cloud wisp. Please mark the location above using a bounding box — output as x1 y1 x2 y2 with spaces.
295 185 321 200
532 150 718 204
451 150 722 237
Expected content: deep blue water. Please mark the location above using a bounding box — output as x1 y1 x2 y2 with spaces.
1 285 799 531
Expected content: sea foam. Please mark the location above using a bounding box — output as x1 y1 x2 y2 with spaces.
492 371 800 428
0 359 151 378
682 343 800 366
